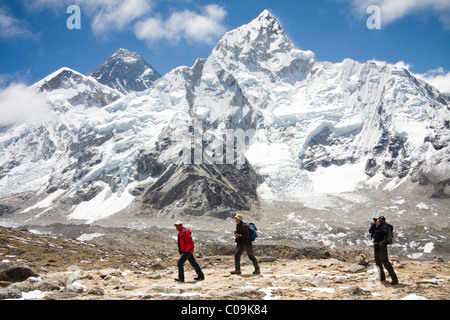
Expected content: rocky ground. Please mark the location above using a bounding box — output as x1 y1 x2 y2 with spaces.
1 225 448 301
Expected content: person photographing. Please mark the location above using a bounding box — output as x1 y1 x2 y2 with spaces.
369 216 398 285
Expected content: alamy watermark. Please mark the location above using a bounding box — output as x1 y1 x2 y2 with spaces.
65 4 381 31
171 121 255 166
67 5 81 30
366 5 381 30
65 4 380 31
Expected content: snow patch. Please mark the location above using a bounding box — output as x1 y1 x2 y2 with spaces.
69 185 134 223
21 189 65 213
401 294 428 300
76 233 105 241
308 161 367 194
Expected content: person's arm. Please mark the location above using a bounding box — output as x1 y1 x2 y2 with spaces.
179 231 188 253
178 238 182 254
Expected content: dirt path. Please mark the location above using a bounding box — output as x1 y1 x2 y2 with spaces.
1 226 448 300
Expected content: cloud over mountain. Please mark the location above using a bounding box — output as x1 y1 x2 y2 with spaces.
0 83 52 126
135 4 227 46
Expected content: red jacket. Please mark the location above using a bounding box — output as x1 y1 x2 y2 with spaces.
178 227 194 254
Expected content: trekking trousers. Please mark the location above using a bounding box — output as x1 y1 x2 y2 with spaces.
234 242 260 271
177 252 204 281
374 245 398 282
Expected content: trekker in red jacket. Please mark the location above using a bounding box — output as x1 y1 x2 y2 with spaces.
174 221 204 283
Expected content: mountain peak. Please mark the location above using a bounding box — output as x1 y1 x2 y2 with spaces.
250 10 283 32
113 48 133 55
33 66 121 111
111 48 141 62
211 10 315 80
257 10 277 22
35 67 86 91
88 49 161 95
213 10 296 55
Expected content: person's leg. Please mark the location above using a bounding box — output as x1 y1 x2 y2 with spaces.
233 243 244 273
244 243 260 273
188 254 204 280
379 245 398 284
374 245 386 281
176 252 190 282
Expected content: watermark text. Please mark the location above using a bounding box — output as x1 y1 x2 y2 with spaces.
367 5 381 30
67 5 81 30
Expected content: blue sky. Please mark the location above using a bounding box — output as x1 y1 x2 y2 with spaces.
1 0 450 92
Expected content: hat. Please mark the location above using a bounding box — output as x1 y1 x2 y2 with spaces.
174 221 183 226
378 216 386 221
234 214 243 221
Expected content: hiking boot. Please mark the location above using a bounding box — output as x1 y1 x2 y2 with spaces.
252 269 261 275
174 278 184 283
194 276 205 281
390 279 399 285
230 270 241 275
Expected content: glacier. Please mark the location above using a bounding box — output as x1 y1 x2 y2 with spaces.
0 10 449 230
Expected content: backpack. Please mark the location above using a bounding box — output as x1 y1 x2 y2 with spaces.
385 223 394 245
247 223 258 242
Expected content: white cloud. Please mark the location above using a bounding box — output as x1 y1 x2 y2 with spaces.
28 0 154 36
26 1 227 44
84 0 154 36
348 0 450 29
415 68 450 93
0 83 53 126
0 7 33 40
394 60 412 70
135 4 227 46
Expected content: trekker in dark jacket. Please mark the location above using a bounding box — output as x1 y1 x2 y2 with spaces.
231 214 260 275
174 221 204 283
369 216 398 285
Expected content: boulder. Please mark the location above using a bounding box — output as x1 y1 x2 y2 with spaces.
0 263 38 283
87 287 105 296
343 264 366 273
0 287 22 299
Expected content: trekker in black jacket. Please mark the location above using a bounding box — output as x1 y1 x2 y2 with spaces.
369 216 398 285
231 214 260 275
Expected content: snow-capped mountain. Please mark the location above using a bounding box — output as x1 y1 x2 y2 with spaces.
87 48 161 95
0 10 449 225
36 67 123 112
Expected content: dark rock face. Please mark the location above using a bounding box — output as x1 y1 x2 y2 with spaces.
141 162 261 218
88 49 161 94
135 151 167 181
300 125 360 172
